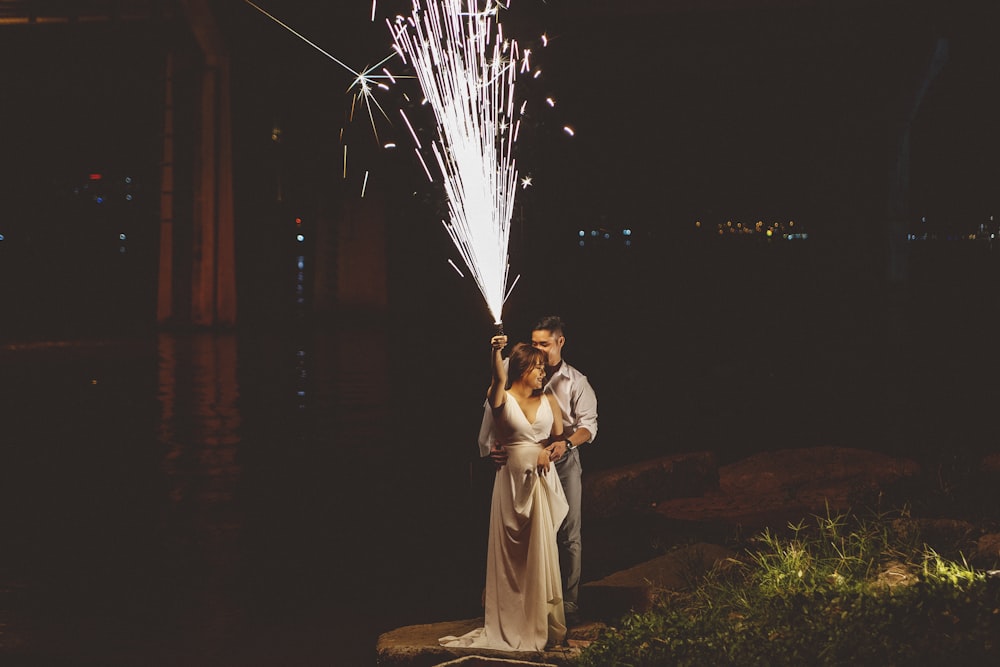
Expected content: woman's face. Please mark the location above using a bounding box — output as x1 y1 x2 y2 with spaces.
522 359 546 389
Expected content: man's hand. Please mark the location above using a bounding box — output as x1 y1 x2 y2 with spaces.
547 439 568 462
489 442 508 469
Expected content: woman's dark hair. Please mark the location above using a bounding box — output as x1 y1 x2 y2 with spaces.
506 342 546 390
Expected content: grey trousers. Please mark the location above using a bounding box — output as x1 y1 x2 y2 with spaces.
555 448 582 613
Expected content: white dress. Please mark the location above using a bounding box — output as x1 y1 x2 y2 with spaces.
440 392 569 651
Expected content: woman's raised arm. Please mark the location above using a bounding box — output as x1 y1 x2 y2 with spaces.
487 334 507 409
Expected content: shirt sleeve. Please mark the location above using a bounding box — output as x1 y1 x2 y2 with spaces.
476 400 495 458
573 375 599 444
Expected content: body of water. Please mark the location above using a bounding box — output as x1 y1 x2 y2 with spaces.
2 239 999 664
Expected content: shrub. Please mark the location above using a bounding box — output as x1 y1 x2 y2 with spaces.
574 509 1000 666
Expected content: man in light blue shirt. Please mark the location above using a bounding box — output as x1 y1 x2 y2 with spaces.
478 315 598 624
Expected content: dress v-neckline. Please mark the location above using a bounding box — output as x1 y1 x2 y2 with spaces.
508 390 543 425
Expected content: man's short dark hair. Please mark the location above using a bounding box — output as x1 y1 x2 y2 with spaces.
532 315 566 336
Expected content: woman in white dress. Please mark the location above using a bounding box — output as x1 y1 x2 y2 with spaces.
440 334 569 651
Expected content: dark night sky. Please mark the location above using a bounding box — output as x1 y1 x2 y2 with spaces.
213 0 1000 239
0 0 996 255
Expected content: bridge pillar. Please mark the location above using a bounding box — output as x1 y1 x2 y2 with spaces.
157 0 236 327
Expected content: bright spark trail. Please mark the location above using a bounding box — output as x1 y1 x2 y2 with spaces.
389 0 523 326
243 0 399 142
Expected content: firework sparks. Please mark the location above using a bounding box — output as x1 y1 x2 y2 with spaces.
243 0 399 141
389 0 523 325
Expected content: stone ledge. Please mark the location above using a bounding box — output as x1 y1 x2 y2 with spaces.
375 620 583 667
433 656 559 666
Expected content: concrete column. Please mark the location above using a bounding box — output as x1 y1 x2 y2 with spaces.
190 63 218 326
214 57 237 326
157 51 175 324
179 0 237 327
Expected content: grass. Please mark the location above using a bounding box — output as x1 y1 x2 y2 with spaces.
573 506 1000 666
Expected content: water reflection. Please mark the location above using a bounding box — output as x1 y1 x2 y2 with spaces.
0 327 404 665
158 332 245 655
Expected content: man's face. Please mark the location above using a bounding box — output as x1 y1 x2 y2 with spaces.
531 329 564 368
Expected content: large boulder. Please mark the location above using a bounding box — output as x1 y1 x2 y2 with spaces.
718 446 919 497
653 447 920 530
583 451 718 520
582 542 735 620
972 532 1000 569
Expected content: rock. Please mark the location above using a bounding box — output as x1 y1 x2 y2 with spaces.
873 560 920 589
375 620 583 667
652 491 805 529
431 656 560 666
583 451 718 520
653 447 920 532
982 452 1000 475
887 517 978 554
717 446 919 497
972 533 1000 569
582 542 736 620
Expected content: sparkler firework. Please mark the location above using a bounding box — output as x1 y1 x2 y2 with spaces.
389 0 523 326
246 0 545 326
